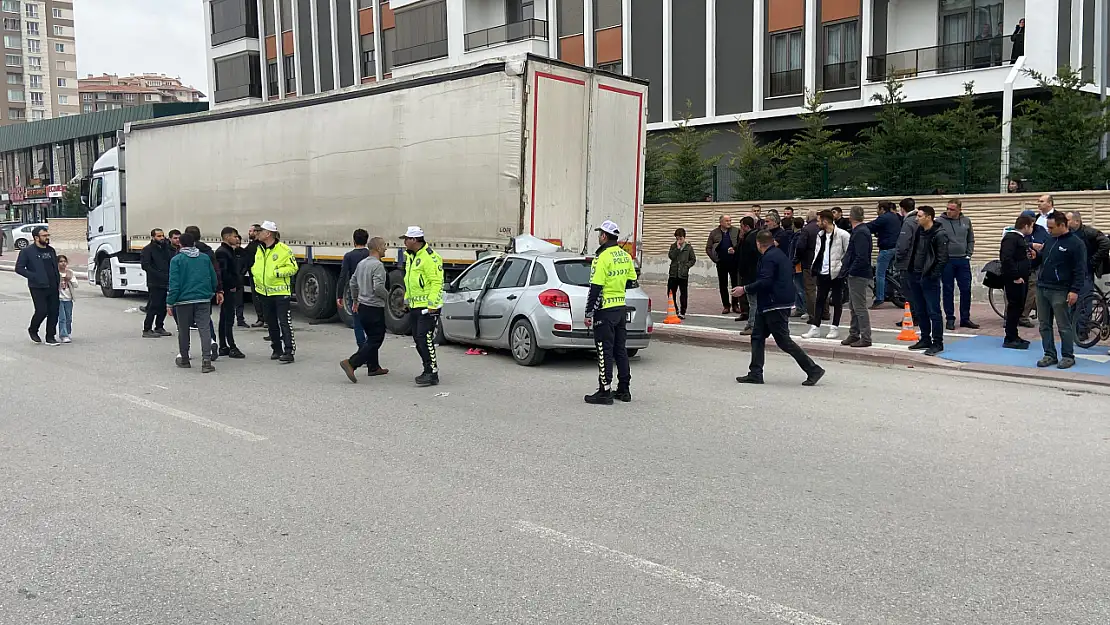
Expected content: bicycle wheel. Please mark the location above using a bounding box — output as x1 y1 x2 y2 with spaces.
1075 295 1107 349
988 287 1007 319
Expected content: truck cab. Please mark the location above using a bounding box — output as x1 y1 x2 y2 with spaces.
86 146 144 297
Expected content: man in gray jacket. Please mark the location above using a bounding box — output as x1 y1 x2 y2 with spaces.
937 198 979 330
340 236 391 381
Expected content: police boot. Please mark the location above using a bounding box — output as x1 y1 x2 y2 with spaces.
584 388 614 405
613 387 632 403
415 371 440 387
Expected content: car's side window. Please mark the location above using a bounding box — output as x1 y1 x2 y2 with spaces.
491 258 531 289
529 262 548 286
455 260 493 292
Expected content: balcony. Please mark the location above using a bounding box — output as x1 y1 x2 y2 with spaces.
464 18 547 51
393 39 449 67
822 61 859 90
867 36 1012 82
769 69 803 97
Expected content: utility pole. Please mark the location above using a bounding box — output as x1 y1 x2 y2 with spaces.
1101 0 1109 160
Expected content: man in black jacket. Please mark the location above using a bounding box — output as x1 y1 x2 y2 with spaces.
795 210 822 323
736 216 760 332
1066 211 1110 334
1036 211 1087 369
15 225 59 345
140 228 174 338
839 206 873 347
243 223 266 328
733 230 824 386
905 206 949 356
1000 215 1034 349
215 227 245 359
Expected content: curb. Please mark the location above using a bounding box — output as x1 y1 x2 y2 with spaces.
652 324 1110 388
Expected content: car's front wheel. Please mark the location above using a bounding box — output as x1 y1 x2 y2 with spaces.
14 238 27 249
509 318 546 366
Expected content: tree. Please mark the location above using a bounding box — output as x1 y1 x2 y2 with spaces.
643 136 668 204
781 91 853 199
1010 66 1110 191
662 103 718 203
933 82 1000 194
858 76 946 196
727 120 786 201
61 183 82 217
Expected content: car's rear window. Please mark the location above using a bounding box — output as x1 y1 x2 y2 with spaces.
554 260 593 287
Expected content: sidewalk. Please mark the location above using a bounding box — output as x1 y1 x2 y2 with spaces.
645 283 1110 387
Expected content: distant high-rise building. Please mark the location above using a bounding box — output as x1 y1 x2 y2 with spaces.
0 0 78 125
78 74 206 114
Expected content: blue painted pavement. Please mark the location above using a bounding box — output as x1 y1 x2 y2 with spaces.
938 334 1110 376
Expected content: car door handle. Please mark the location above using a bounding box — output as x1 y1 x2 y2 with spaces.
466 298 475 303
98 226 103 232
506 295 518 300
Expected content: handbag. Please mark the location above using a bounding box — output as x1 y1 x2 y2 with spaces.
982 259 1005 289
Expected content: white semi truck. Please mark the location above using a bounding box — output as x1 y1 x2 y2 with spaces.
84 55 648 335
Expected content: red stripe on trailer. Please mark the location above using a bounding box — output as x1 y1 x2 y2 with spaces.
529 72 587 237
598 82 644 248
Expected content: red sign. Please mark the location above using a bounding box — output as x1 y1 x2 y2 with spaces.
9 186 24 202
47 184 65 198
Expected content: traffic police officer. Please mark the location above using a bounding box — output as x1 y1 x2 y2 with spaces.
401 226 445 386
584 220 636 405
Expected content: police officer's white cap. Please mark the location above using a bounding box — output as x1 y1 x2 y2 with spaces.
401 226 425 239
260 220 279 232
595 220 620 236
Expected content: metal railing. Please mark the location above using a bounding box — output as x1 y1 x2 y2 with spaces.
867 35 1013 82
464 19 547 51
769 68 803 97
393 39 449 67
822 60 859 90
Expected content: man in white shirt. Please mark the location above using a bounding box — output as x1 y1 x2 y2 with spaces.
1035 194 1054 231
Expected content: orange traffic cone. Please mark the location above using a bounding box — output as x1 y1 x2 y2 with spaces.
663 293 682 324
896 302 919 342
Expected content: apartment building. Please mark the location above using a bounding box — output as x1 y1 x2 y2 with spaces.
79 74 206 114
0 0 77 125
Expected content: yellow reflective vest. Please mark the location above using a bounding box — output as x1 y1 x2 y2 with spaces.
589 243 635 310
404 244 444 309
251 241 298 297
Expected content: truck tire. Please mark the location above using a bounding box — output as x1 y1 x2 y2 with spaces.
295 264 337 320
98 258 123 298
384 269 412 335
336 277 355 329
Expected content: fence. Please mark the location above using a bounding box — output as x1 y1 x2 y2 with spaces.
708 148 1003 202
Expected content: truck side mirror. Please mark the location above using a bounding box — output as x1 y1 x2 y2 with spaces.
78 178 90 211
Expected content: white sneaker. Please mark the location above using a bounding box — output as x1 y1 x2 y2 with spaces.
825 326 840 340
61 337 71 343
801 325 821 339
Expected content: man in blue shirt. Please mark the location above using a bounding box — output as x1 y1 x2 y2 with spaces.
864 200 903 309
337 229 371 348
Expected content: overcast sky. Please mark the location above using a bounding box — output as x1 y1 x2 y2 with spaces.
75 0 209 95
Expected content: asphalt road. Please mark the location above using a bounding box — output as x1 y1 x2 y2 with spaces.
1 271 1108 625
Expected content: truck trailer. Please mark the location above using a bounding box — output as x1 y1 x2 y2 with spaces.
85 55 648 335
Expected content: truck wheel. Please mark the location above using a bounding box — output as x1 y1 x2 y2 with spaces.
336 278 355 329
98 258 123 298
384 269 412 335
295 265 337 320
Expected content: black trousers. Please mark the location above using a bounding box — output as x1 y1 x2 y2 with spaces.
350 305 387 370
593 307 630 391
814 274 845 326
410 309 439 374
1004 281 1027 342
144 287 168 332
748 308 819 380
219 290 241 350
716 262 740 309
29 287 59 340
261 294 296 355
248 279 265 322
667 277 689 314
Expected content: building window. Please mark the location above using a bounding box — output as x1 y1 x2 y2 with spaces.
769 29 803 97
30 108 41 119
23 3 34 18
266 59 278 94
3 52 16 65
124 92 135 101
24 20 35 34
597 61 622 74
938 0 1005 70
0 1 17 14
51 7 60 18
55 76 64 87
52 42 62 53
283 54 295 93
51 24 60 35
522 0 534 20
81 92 91 101
6 87 20 100
213 51 262 102
593 0 620 30
57 93 66 104
3 34 17 47
144 94 156 101
95 92 104 99
81 103 90 113
54 59 63 70
211 0 260 46
3 17 17 29
26 54 37 67
27 73 39 87
7 107 22 119
24 37 35 52
360 34 375 78
558 0 583 36
392 0 448 66
4 71 14 83
28 90 40 104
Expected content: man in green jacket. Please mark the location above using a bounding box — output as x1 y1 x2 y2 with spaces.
401 226 444 386
250 220 299 363
167 232 221 372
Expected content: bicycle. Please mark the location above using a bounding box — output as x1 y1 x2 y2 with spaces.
1076 281 1110 349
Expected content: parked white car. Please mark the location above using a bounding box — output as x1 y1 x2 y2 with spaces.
11 222 49 249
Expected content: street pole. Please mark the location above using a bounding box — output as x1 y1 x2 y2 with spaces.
1101 0 1109 160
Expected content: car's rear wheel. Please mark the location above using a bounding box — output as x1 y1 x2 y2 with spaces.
626 349 639 358
509 318 546 366
14 238 27 249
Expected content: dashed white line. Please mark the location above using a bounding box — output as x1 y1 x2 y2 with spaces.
513 520 843 625
112 393 267 442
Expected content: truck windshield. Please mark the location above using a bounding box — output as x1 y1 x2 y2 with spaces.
554 260 592 287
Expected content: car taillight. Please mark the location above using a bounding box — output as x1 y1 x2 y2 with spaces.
553 323 572 331
538 289 570 309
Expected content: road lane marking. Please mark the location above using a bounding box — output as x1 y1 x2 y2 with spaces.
111 393 268 442
651 311 976 337
513 520 843 625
